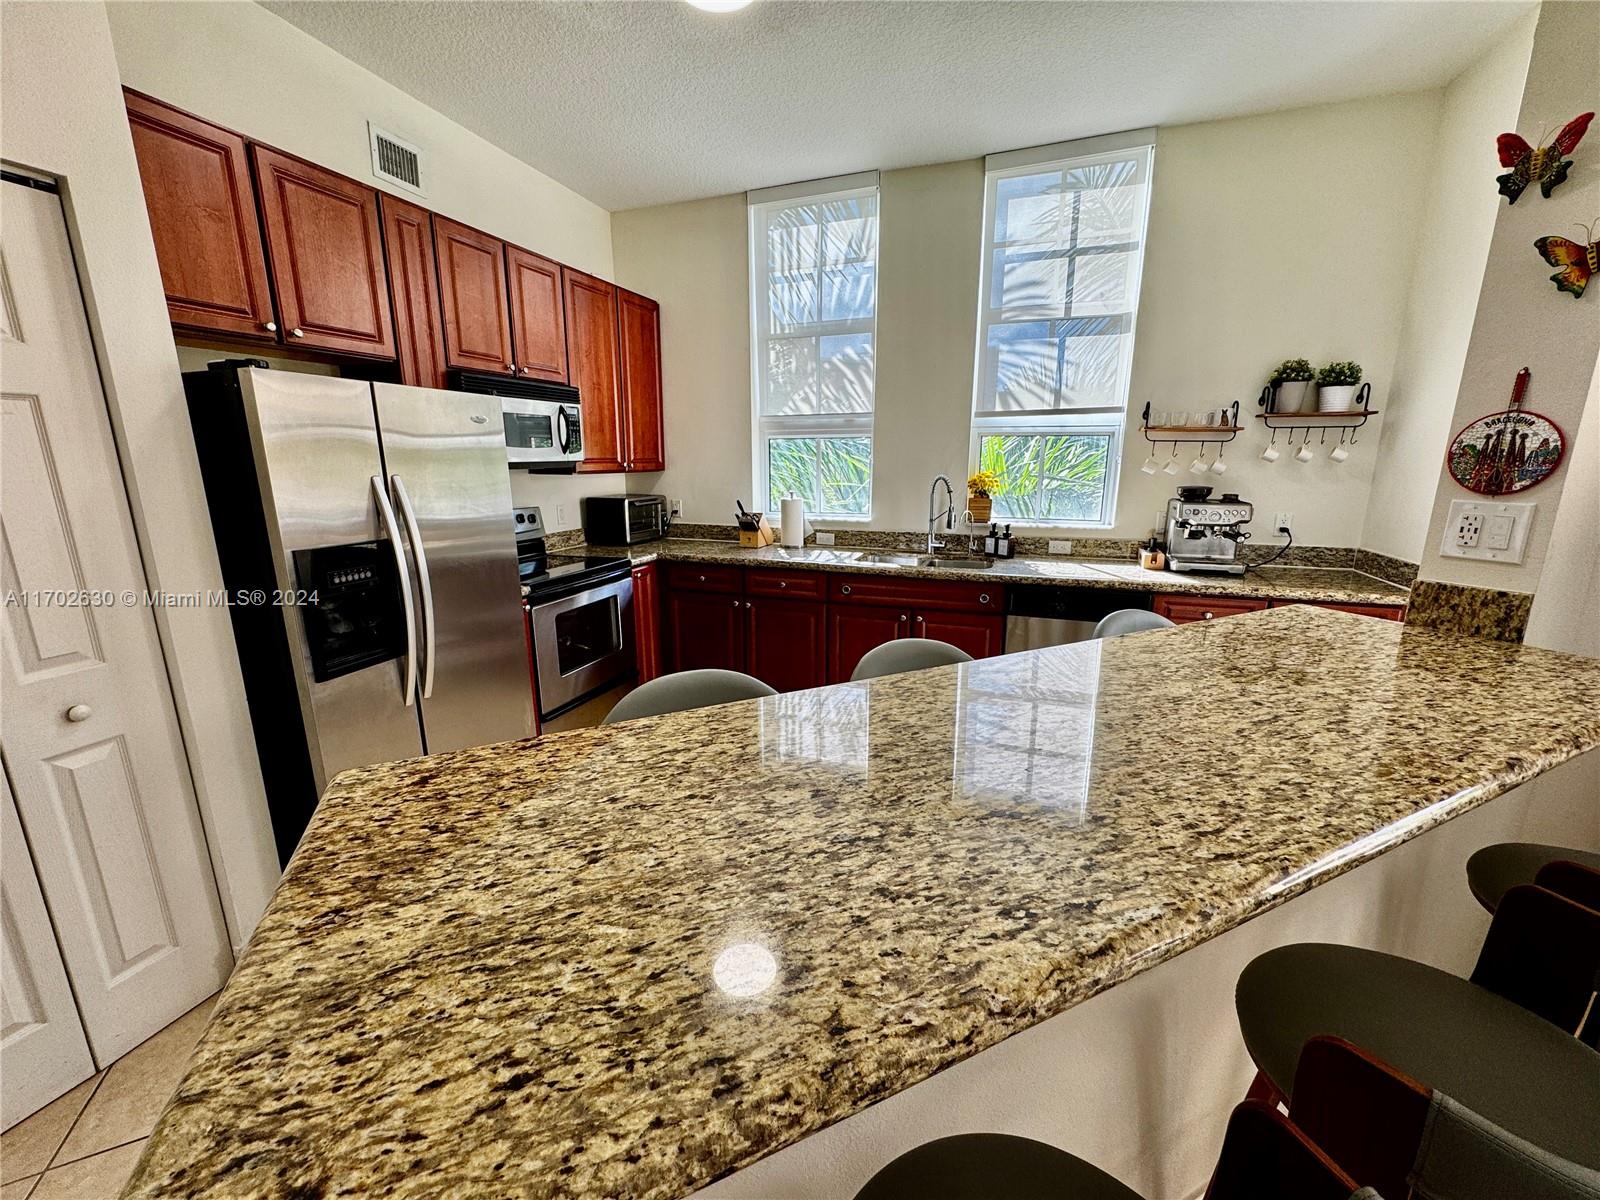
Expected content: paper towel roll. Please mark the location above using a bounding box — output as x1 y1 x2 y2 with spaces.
780 497 808 548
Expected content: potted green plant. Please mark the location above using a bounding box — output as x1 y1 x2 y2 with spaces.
1316 361 1364 412
1268 358 1315 413
967 470 1000 523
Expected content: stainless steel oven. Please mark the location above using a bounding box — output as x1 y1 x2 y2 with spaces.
527 575 634 717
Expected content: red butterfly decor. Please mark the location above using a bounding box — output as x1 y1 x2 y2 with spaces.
1534 222 1599 299
1496 112 1593 204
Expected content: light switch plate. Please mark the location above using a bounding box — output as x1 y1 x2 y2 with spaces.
814 530 835 546
1439 499 1534 563
1048 539 1074 555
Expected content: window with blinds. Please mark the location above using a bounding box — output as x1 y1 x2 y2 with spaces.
970 137 1154 527
749 176 879 519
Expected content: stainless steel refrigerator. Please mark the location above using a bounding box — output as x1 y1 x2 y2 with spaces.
185 364 534 863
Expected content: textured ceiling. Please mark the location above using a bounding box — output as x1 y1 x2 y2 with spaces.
262 0 1532 211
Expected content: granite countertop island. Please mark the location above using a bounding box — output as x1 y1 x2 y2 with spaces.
125 608 1598 1199
588 538 1411 607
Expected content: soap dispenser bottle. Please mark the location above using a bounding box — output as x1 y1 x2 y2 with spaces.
984 523 999 556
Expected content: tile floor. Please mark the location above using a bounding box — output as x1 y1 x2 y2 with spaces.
1 995 217 1200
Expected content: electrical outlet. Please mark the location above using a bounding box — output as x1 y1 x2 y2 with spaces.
1048 539 1074 555
1274 512 1293 537
1440 500 1534 562
814 530 835 546
555 504 567 528
670 498 683 518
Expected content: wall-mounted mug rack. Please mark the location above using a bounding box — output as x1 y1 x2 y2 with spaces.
1140 399 1241 447
1255 383 1378 438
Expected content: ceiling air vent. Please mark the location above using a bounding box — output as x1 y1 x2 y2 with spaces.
368 123 423 196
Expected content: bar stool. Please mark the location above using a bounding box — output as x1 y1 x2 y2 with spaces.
851 638 972 681
1091 609 1176 639
601 669 775 724
1234 869 1600 1169
1466 842 1600 911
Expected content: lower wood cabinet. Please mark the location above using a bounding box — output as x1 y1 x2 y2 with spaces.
1152 595 1270 624
827 605 910 684
916 610 1005 660
1292 601 1406 621
664 587 744 673
631 563 662 683
745 596 827 692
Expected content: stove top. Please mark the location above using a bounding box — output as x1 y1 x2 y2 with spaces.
519 553 632 597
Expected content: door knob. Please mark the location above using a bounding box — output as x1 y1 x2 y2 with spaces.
64 704 92 723
263 321 278 333
290 328 305 338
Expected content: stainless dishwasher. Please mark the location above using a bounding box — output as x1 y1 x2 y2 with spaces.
1004 586 1156 650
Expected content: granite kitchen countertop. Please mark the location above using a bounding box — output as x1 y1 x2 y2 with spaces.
590 538 1411 606
123 608 1599 1200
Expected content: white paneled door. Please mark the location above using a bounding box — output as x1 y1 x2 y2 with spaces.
1 770 95 1130
0 179 231 1088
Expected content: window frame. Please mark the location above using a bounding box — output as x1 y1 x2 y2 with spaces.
968 136 1155 529
749 175 880 521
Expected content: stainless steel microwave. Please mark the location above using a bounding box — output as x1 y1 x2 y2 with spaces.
447 371 582 471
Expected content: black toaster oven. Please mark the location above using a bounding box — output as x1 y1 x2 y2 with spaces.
581 494 669 545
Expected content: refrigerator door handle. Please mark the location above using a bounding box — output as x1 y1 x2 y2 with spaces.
390 474 437 700
371 474 418 706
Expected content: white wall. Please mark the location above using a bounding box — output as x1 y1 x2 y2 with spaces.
1362 14 1537 564
1415 0 1600 593
2 2 279 950
1525 356 1600 655
618 92 1446 544
106 0 613 278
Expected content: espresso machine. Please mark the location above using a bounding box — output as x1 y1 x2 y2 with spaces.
1164 486 1253 575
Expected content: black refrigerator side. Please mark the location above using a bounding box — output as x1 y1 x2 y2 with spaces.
183 363 318 866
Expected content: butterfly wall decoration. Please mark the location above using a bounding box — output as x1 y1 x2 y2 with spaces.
1534 222 1599 299
1496 111 1593 204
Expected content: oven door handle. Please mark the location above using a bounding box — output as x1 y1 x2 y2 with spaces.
371 475 417 706
390 474 436 700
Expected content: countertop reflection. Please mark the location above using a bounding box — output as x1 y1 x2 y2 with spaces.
126 608 1599 1200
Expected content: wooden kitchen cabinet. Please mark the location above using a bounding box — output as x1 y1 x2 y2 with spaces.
507 246 568 382
379 195 448 389
631 563 662 684
434 215 514 375
1153 594 1269 624
1291 601 1407 621
746 597 826 693
665 588 745 673
618 289 665 472
564 268 625 472
250 146 395 359
916 610 1004 659
827 605 910 683
124 90 277 341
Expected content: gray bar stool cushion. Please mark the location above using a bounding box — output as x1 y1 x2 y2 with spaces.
850 638 972 681
853 1133 1142 1200
602 669 776 724
1466 843 1600 912
1409 1092 1600 1200
1236 943 1600 1170
1091 609 1176 639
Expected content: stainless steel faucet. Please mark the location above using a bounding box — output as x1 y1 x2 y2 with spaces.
927 474 955 555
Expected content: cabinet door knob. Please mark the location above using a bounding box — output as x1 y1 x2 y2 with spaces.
732 598 740 607
899 613 908 623
778 580 787 588
506 363 516 372
290 327 305 338
1203 611 1215 620
841 585 852 595
745 601 752 609
979 593 991 605
915 615 924 624
698 574 707 582
64 704 92 723
263 321 278 333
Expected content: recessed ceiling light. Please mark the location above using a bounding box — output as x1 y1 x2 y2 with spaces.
686 0 754 11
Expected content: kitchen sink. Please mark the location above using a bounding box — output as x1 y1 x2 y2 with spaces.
845 551 994 571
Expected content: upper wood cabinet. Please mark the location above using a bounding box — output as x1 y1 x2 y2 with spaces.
250 146 395 360
123 90 276 341
379 195 448 390
618 289 665 472
433 216 514 375
506 247 568 383
563 268 625 473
